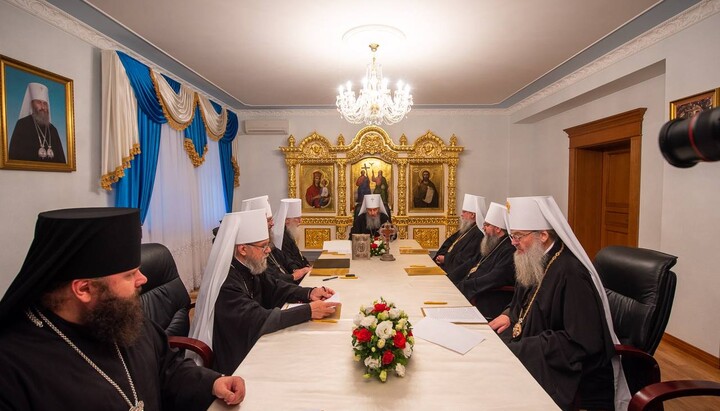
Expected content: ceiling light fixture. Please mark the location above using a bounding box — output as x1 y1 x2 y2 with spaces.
336 43 413 126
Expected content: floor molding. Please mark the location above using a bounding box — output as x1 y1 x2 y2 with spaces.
663 332 720 369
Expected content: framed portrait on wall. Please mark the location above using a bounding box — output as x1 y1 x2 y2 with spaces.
300 164 335 213
669 88 719 120
350 156 392 213
409 164 444 212
0 55 75 171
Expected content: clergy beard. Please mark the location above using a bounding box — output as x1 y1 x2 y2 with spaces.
245 253 268 275
83 281 143 347
480 234 502 256
513 239 548 288
458 218 475 234
287 224 301 242
32 109 50 127
366 214 381 230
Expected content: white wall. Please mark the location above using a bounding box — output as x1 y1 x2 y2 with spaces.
507 11 720 356
0 2 111 297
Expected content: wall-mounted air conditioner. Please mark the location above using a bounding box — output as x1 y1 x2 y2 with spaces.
242 119 289 135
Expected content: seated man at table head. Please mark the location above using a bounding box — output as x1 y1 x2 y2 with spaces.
271 198 312 283
0 207 245 410
350 193 392 237
447 202 516 319
434 194 485 273
488 197 629 410
241 195 306 284
190 208 339 375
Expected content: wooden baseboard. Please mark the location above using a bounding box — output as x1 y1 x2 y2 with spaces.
662 332 720 369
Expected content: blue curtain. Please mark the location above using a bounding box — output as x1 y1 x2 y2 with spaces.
183 105 208 158
114 51 166 223
219 110 239 212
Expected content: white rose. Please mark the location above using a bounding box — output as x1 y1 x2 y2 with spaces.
353 312 364 326
364 357 380 369
377 338 386 349
364 306 375 315
395 363 406 377
388 308 400 319
360 315 377 328
376 320 395 339
403 345 413 358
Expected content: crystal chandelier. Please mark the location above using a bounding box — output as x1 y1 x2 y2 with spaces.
336 43 413 126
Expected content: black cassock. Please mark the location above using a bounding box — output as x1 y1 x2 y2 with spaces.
433 224 483 273
9 115 66 163
0 308 219 411
212 259 314 375
448 235 516 318
280 227 310 271
265 247 297 284
350 212 390 237
499 240 614 410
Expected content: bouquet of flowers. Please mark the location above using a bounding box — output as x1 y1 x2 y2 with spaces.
370 236 387 257
352 298 414 382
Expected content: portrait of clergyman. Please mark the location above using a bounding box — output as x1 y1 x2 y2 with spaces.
409 164 444 212
300 164 334 213
1 55 75 171
350 157 392 213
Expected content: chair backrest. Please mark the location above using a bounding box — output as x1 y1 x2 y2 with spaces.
594 245 677 355
139 243 191 337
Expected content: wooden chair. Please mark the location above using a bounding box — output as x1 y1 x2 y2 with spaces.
628 380 720 411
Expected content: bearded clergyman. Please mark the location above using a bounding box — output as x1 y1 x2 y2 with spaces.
433 194 485 273
489 196 630 410
9 82 66 163
0 208 245 410
350 194 391 237
270 198 311 283
189 208 340 375
447 202 516 320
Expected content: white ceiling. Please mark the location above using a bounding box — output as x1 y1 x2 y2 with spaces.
50 0 698 109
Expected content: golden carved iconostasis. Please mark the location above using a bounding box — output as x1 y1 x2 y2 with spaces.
280 126 464 251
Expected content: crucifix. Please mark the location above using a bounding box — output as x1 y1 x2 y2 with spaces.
361 163 372 174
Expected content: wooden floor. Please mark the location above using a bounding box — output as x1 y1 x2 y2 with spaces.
653 339 720 410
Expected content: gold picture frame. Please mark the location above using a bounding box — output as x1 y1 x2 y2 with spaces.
300 164 335 213
0 55 75 171
669 88 719 120
409 164 444 212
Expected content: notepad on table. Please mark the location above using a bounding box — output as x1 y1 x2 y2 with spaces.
412 317 485 355
421 306 488 324
404 266 445 275
312 258 351 269
309 268 350 276
399 248 430 255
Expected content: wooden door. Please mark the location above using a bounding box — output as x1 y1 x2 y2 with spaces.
566 108 645 259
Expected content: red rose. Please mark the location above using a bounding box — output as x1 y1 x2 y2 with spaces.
382 350 395 365
371 243 378 249
393 332 406 349
353 328 372 343
373 303 388 312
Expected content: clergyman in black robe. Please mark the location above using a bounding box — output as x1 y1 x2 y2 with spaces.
434 221 483 274
498 239 614 410
350 210 390 237
0 207 244 410
266 245 300 284
9 114 66 163
281 226 310 271
448 234 516 319
212 258 317 375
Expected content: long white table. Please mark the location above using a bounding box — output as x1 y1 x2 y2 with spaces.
208 240 558 410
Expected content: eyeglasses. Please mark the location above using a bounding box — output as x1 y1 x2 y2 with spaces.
510 231 536 241
246 242 271 251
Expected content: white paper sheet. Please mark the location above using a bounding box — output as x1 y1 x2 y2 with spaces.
322 240 352 254
412 317 485 355
422 306 488 324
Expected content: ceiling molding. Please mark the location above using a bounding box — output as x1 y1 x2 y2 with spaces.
238 107 508 119
508 0 720 114
5 0 718 114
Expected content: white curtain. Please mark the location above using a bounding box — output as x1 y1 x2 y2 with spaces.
141 124 226 290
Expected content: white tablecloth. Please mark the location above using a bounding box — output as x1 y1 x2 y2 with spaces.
208 240 559 410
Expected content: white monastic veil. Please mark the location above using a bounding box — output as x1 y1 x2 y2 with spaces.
187 211 244 364
522 196 631 410
271 201 290 250
18 82 51 122
357 194 388 216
